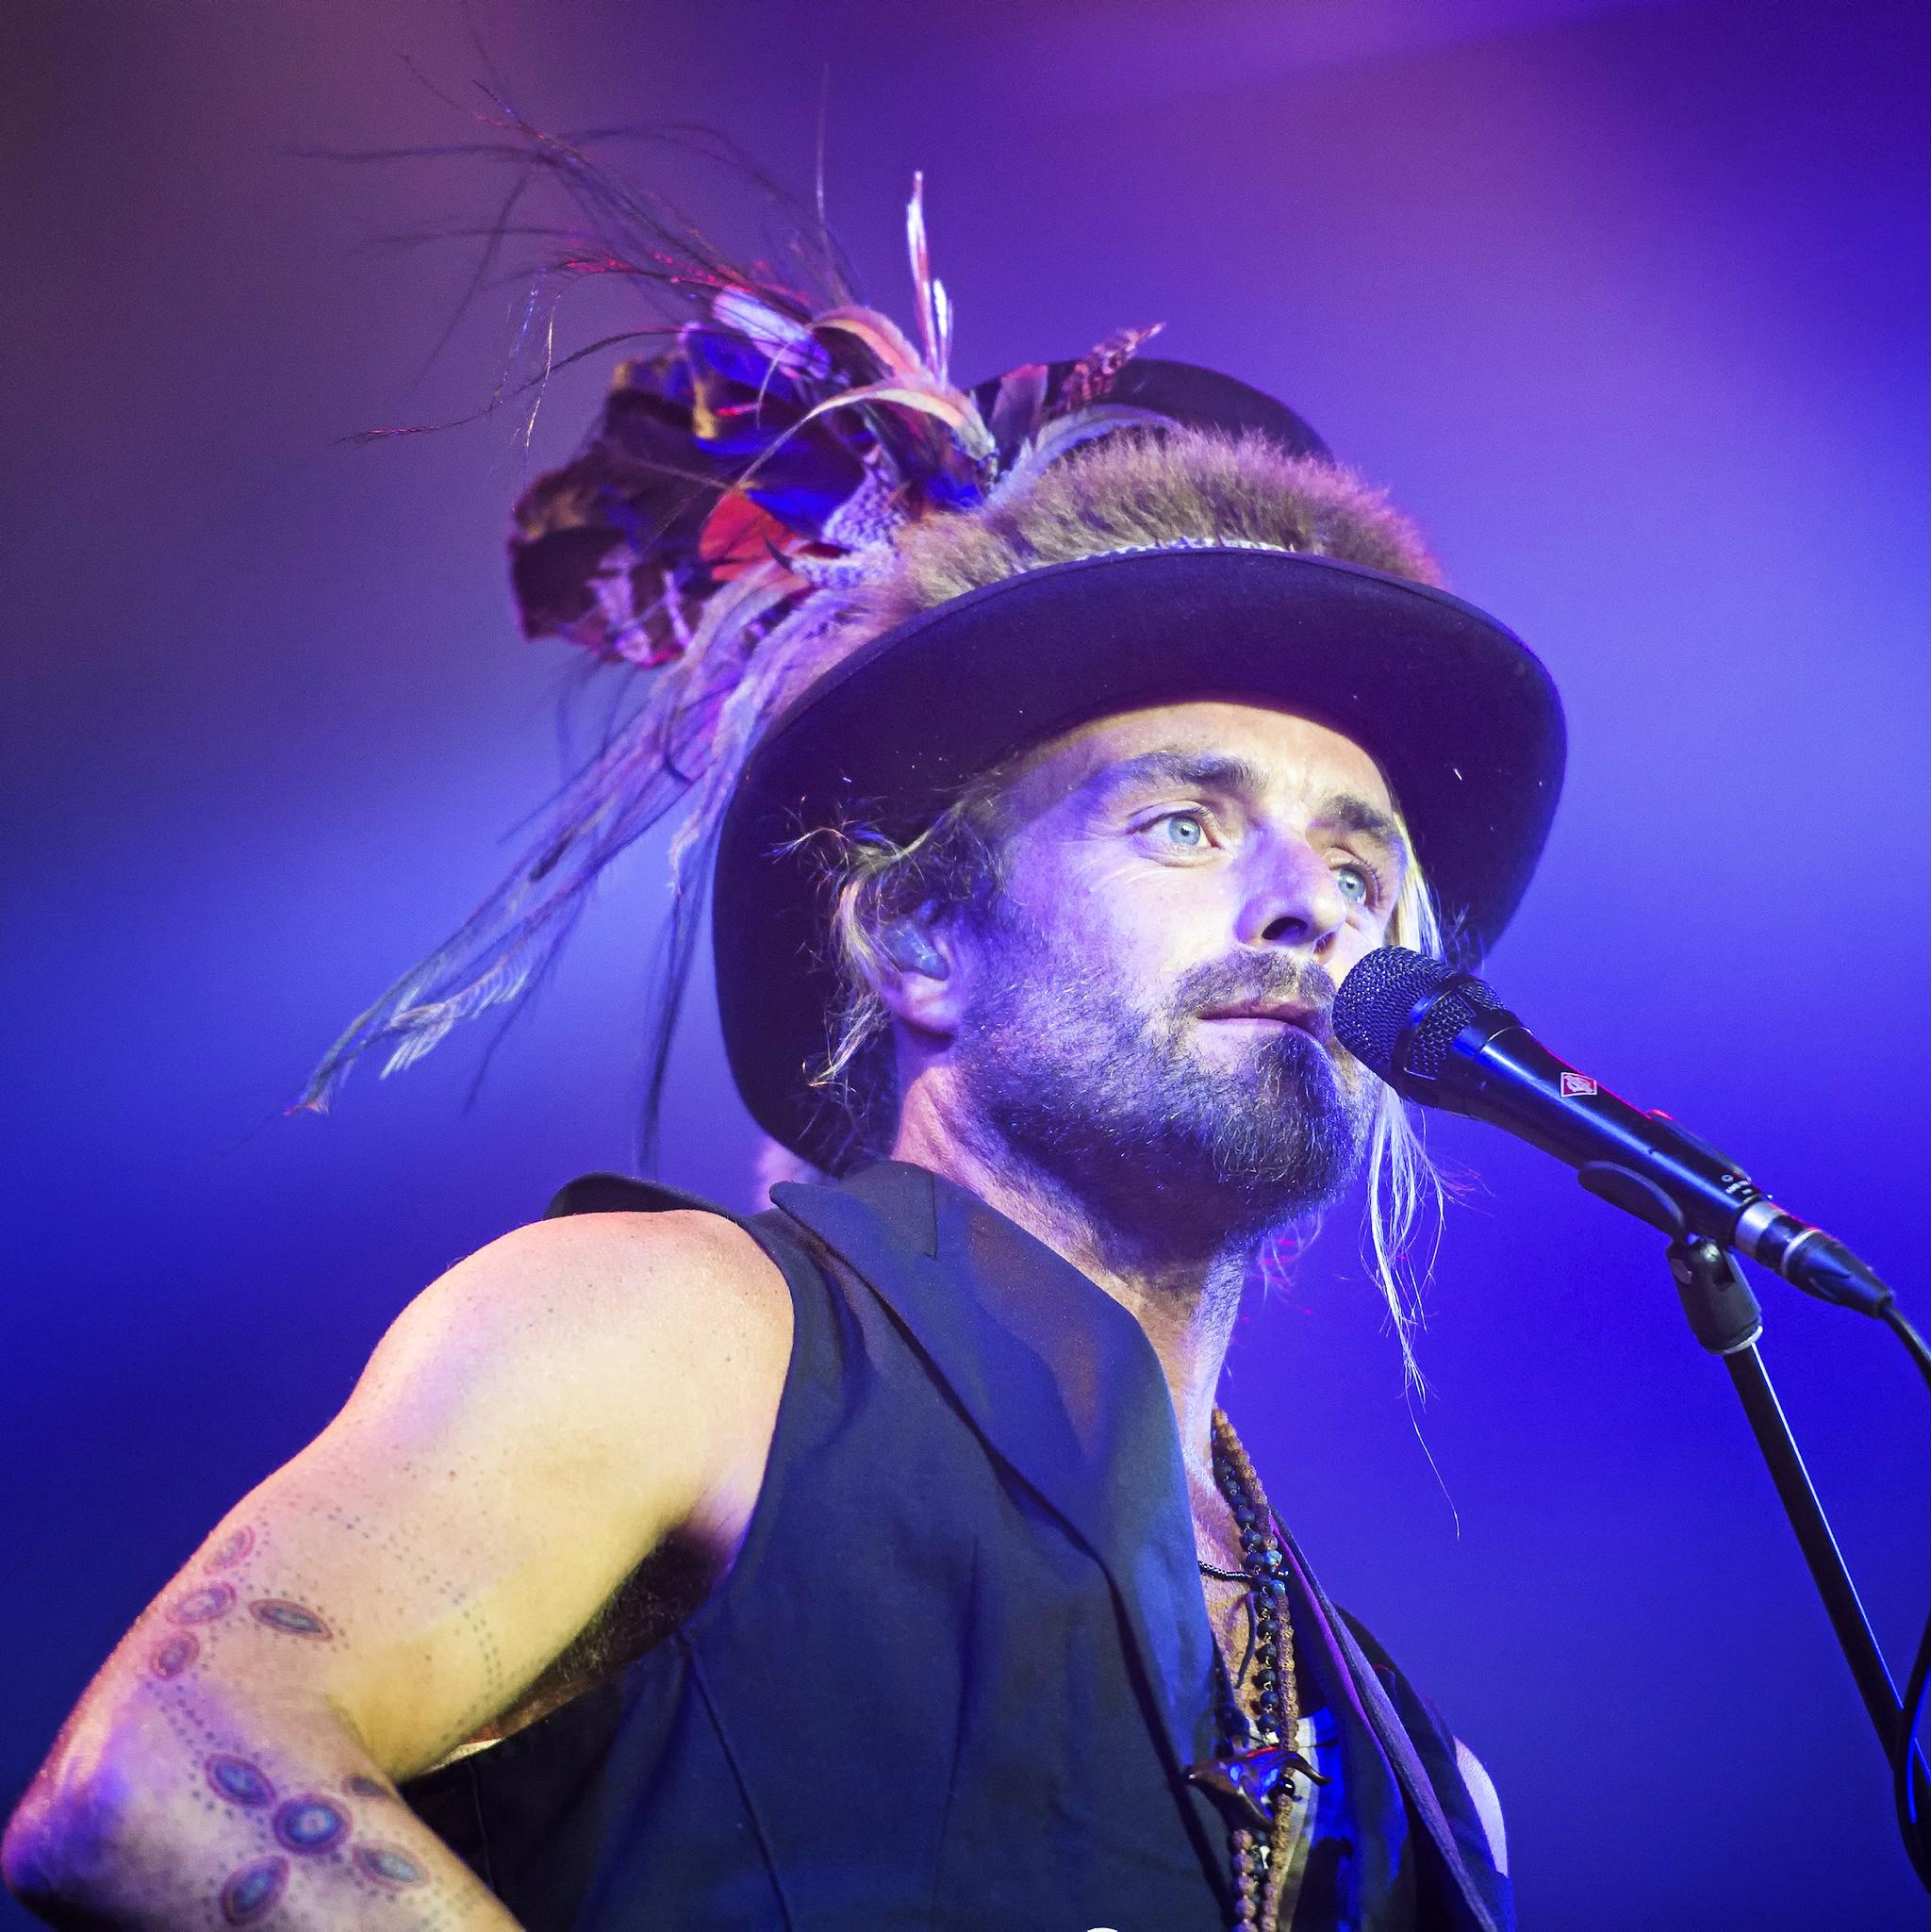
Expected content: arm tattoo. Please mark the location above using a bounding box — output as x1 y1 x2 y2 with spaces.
247 1601 333 1639
217 1855 287 1924
294 1499 514 1746
204 1757 274 1808
152 1632 201 1679
170 1586 237 1626
118 1518 509 1925
206 1527 256 1571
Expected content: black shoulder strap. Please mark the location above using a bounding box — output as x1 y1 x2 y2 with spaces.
1333 1606 1512 1931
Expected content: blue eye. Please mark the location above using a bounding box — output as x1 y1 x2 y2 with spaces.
1162 814 1208 849
1335 863 1373 905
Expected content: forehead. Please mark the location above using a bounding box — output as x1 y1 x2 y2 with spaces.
1003 700 1395 817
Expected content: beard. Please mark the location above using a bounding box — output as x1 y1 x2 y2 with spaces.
952 916 1378 1251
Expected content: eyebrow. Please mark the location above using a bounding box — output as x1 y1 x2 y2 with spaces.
1080 751 1270 808
1079 750 1412 867
1318 794 1411 869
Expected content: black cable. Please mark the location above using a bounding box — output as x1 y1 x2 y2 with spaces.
1884 1302 1931 1398
1895 1598 1931 1891
1885 1303 1931 1887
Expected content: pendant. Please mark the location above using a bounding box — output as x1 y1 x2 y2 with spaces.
1185 1741 1328 1833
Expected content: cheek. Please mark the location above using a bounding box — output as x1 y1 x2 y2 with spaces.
996 850 1220 997
1061 856 1236 983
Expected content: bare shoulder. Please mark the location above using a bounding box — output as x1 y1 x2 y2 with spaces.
387 1205 791 1378
352 1206 796 1541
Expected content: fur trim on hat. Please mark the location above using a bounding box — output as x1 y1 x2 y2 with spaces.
853 425 1443 635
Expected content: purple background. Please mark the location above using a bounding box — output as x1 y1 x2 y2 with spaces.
7 2 1930 1924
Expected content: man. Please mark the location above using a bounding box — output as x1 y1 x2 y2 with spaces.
4 188 1560 1929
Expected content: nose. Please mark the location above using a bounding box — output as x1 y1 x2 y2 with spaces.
1231 836 1351 956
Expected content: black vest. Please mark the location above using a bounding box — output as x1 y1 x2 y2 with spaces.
404 1161 1512 1931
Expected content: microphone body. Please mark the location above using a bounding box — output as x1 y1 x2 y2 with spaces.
1332 949 1892 1316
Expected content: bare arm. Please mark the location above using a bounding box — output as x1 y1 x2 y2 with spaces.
3 1208 792 1929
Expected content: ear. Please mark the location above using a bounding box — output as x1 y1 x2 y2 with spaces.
882 920 946 978
872 913 970 1038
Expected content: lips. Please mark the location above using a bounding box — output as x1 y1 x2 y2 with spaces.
1197 1003 1332 1044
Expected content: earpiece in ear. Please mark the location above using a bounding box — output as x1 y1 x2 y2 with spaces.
882 919 948 979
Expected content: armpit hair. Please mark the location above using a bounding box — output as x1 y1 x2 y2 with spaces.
463 1532 715 1747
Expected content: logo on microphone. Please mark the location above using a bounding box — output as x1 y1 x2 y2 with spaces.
1560 1072 1599 1098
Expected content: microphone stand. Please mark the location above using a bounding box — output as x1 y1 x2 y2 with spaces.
1665 1234 1931 1882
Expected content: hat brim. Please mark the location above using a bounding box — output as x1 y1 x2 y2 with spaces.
714 544 1564 1171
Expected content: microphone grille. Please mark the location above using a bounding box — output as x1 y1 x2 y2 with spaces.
1332 947 1460 1079
1408 966 1510 1078
1407 984 1479 1079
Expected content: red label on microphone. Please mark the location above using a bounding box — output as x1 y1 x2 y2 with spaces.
1560 1072 1599 1097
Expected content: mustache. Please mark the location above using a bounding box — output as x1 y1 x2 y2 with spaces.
1170 954 1340 1025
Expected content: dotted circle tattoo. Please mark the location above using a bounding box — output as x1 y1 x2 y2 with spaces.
150 1633 200 1679
248 1598 333 1640
170 1584 236 1626
219 1857 288 1925
354 1843 429 1887
204 1755 275 1809
314 1501 504 1710
273 1794 349 1854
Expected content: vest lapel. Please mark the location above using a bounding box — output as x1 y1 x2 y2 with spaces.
772 1163 1219 1790
777 1163 1510 1932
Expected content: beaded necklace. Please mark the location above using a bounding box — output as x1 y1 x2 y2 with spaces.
1186 1408 1326 1932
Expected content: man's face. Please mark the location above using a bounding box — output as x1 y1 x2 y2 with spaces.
942 701 1408 1239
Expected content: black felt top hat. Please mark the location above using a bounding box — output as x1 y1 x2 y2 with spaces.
713 359 1565 1172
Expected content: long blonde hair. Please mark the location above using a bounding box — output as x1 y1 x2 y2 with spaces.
1361 853 1447 1388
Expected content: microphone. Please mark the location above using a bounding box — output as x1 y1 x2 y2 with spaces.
1331 947 1894 1317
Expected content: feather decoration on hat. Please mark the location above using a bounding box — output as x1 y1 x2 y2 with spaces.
301 121 1174 1131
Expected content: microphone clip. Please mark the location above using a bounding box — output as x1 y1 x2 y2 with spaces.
1665 1235 1765 1357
